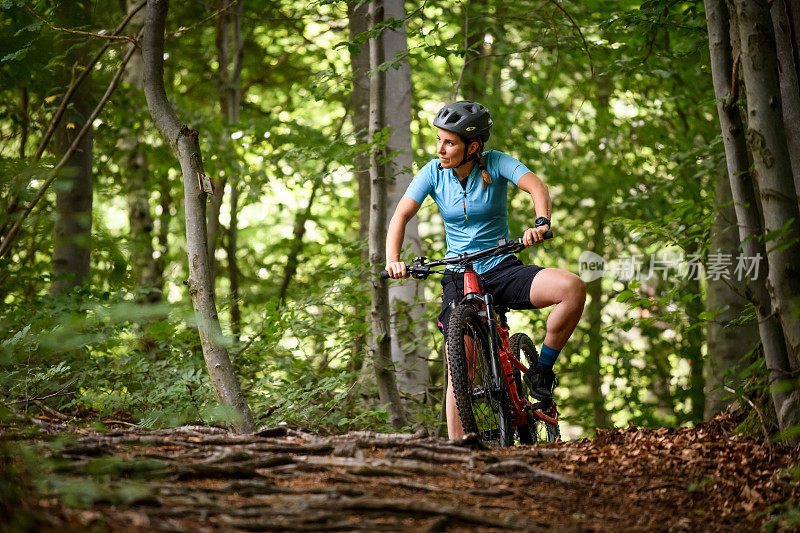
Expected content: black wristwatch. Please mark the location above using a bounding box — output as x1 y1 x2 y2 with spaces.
534 216 550 228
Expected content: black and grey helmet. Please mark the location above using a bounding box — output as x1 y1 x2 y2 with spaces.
433 101 492 142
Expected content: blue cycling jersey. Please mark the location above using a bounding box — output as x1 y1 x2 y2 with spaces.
403 150 533 274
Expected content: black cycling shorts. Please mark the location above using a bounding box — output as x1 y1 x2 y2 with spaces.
437 255 545 335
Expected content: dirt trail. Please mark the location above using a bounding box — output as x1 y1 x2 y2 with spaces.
5 414 798 532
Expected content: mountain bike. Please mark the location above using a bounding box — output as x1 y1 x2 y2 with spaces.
381 235 560 447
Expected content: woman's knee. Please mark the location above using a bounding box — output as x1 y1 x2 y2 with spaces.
530 268 585 307
569 274 587 304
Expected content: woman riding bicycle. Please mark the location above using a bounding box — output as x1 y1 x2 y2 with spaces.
385 100 586 440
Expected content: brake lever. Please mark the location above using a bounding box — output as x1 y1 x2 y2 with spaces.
408 265 431 279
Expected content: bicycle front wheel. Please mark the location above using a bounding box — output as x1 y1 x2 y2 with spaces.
447 304 513 447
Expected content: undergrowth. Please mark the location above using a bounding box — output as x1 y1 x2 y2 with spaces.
0 285 435 435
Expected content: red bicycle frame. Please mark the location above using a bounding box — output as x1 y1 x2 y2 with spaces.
461 267 558 428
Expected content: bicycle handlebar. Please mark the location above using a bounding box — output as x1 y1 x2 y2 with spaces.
379 231 553 279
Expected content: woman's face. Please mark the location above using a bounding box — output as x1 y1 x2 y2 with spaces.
437 128 477 169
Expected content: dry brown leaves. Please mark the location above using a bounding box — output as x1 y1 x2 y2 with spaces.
554 412 799 530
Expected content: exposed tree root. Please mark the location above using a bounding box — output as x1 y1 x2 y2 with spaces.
7 414 796 532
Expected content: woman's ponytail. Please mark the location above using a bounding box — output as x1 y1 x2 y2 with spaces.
460 136 492 188
476 141 491 189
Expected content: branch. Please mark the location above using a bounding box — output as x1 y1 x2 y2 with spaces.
168 0 242 38
4 377 79 407
545 0 595 79
24 4 141 46
34 0 146 161
0 37 140 260
5 391 76 406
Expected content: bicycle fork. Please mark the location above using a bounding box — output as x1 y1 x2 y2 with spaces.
480 293 506 395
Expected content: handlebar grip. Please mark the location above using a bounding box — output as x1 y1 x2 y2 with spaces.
380 270 390 279
543 230 554 240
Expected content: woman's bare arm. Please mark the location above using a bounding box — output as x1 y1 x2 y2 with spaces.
516 172 552 245
385 196 421 278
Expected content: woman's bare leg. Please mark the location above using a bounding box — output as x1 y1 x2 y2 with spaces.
528 268 586 349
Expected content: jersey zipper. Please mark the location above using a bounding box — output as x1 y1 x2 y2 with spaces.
459 174 469 223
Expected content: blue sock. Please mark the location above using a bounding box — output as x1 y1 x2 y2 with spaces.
538 344 561 368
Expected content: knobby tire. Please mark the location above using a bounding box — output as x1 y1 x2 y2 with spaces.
447 304 513 447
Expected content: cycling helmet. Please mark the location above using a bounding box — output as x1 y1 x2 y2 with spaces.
433 100 492 142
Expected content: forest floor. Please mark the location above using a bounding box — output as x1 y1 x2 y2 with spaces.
2 412 799 532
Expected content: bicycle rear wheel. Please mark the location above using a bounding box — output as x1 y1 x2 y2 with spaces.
447 304 513 447
510 332 560 444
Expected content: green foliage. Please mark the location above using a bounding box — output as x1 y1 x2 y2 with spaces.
0 288 212 427
1 0 795 442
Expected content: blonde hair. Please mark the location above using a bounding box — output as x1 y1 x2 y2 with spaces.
469 139 491 189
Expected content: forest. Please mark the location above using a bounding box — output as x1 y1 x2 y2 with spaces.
2 0 800 530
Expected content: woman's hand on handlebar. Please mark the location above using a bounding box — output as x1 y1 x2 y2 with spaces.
385 260 408 279
523 225 551 246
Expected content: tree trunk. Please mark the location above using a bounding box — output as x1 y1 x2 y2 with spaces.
125 0 162 302
458 0 488 101
126 144 163 302
489 1 506 106
208 0 244 288
683 276 706 423
157 176 172 275
788 2 800 82
19 86 28 159
368 0 408 430
382 0 429 403
348 0 371 372
583 203 608 429
51 3 94 295
215 0 245 335
142 0 254 434
277 180 321 304
733 0 800 370
704 161 759 419
227 183 241 341
770 0 800 199
206 179 225 286
706 0 800 433
584 73 614 429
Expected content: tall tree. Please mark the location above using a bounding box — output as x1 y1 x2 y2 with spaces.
732 0 800 369
215 0 245 337
770 0 800 198
348 0 371 371
368 0 408 429
383 0 429 403
584 205 609 429
142 0 255 433
457 0 489 102
704 162 759 418
50 3 94 295
124 0 162 302
706 0 800 433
